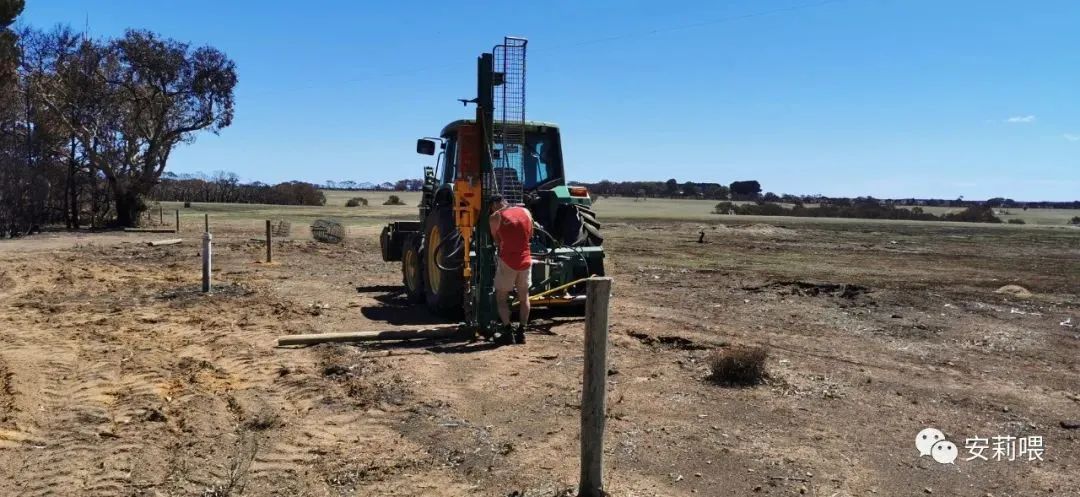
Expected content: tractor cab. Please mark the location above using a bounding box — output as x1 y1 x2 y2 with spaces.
433 120 564 191
414 120 600 249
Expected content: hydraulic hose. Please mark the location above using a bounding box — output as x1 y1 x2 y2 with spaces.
532 222 590 276
434 230 464 272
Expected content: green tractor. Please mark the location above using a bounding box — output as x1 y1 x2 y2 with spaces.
379 37 604 338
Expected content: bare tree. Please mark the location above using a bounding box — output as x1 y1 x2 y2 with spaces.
38 29 237 226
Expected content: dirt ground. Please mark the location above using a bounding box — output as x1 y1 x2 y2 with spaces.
0 220 1077 496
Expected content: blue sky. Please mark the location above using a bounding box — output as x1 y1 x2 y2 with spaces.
20 0 1080 200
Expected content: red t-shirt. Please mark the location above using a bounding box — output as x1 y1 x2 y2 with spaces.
495 206 533 270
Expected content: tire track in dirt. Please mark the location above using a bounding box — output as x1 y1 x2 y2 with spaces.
0 308 153 497
236 339 394 489
1 240 497 495
0 270 16 298
127 319 330 494
248 412 378 479
0 345 70 455
12 351 113 496
0 356 17 426
0 350 43 454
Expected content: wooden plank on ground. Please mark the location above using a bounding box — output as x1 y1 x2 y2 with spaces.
124 228 178 233
277 327 464 346
147 239 183 247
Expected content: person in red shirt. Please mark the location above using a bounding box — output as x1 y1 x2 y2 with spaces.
488 194 533 344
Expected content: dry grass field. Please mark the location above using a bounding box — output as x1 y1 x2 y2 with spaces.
151 191 1079 231
0 199 1077 496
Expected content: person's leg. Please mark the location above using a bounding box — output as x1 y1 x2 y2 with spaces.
494 261 513 326
496 289 511 325
516 268 531 328
514 267 531 330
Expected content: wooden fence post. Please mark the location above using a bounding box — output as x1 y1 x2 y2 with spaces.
175 210 180 233
265 220 273 263
204 213 209 233
579 277 613 497
201 232 213 293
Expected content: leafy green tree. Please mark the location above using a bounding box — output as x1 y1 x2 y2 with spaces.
38 30 237 226
0 0 24 80
729 180 762 199
0 0 23 25
664 178 679 197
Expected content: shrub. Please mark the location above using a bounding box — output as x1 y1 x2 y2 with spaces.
1007 218 1025 224
269 181 327 206
944 205 1002 223
710 199 1002 223
183 201 192 208
707 346 768 386
713 201 738 214
746 202 788 216
1070 216 1080 225
345 197 368 207
383 195 405 206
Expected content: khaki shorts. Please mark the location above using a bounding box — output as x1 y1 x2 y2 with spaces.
495 259 531 294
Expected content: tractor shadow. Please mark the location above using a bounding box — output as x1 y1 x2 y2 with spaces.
356 285 451 326
354 285 585 354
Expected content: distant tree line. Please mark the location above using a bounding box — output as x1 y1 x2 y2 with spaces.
575 178 1080 209
714 199 1005 223
0 1 236 235
150 172 325 206
578 178 802 201
579 179 736 200
321 179 423 191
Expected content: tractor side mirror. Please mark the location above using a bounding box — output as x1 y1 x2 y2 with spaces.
416 139 437 155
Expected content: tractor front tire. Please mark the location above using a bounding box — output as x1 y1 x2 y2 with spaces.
401 234 425 304
423 207 464 316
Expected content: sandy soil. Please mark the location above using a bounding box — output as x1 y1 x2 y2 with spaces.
0 220 1077 496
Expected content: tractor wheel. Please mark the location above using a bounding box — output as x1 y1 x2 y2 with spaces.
401 234 425 304
423 207 464 316
556 204 603 247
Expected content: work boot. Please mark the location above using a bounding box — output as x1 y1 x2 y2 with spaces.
494 324 515 345
513 323 526 345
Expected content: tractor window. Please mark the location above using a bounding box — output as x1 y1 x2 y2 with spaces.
446 127 563 188
522 129 563 189
442 135 457 183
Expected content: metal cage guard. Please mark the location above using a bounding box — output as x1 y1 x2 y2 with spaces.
489 37 528 206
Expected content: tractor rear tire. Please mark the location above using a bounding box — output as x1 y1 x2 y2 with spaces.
557 203 603 247
401 234 425 304
423 207 464 316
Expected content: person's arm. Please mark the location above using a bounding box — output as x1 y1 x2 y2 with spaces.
523 207 534 239
489 211 501 246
